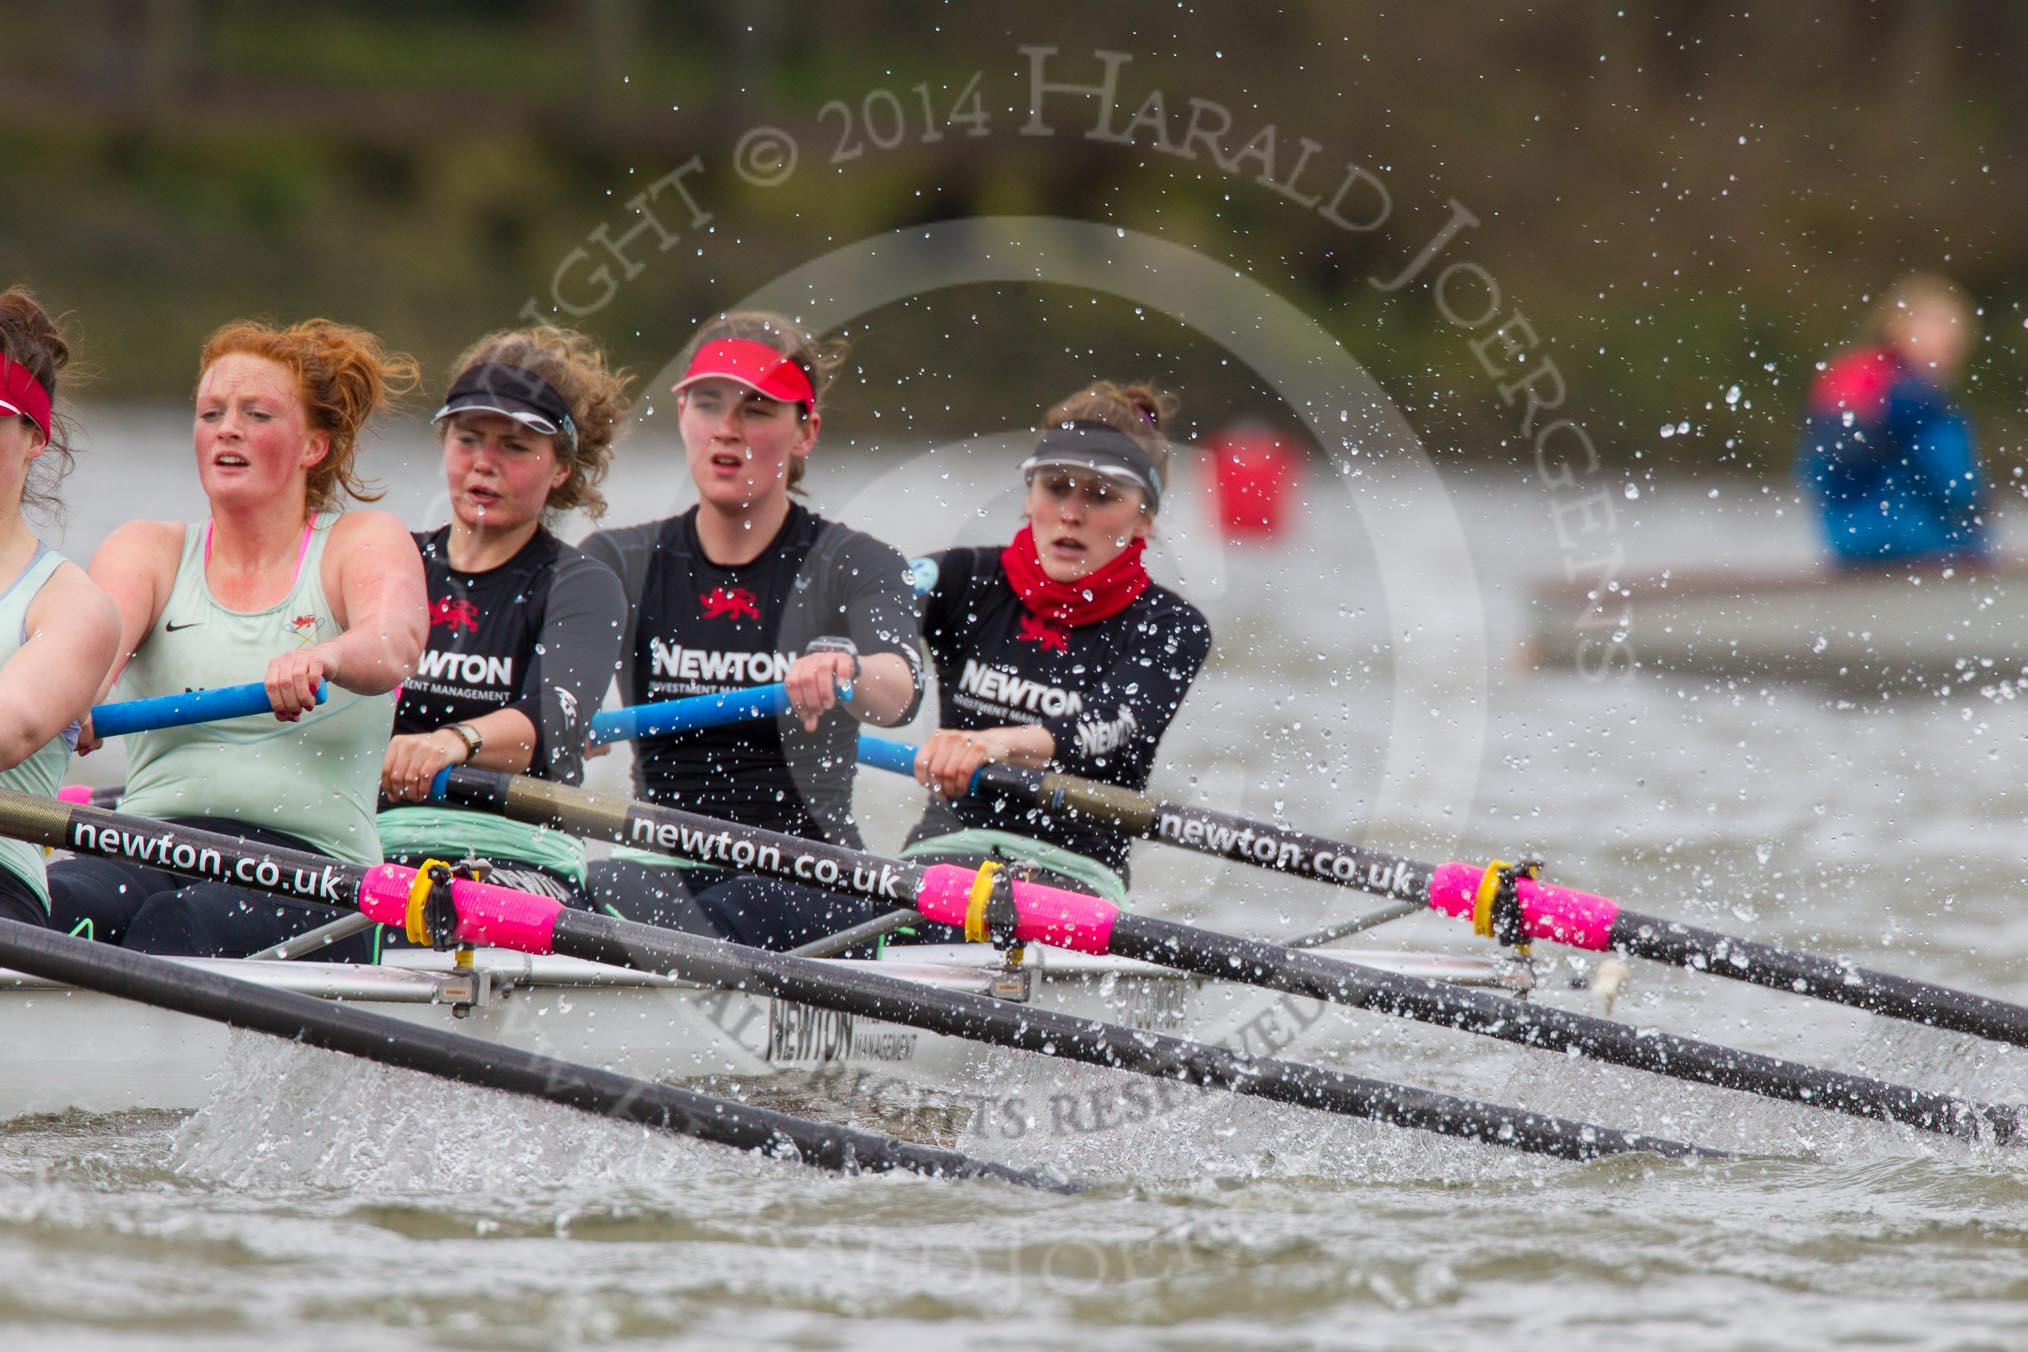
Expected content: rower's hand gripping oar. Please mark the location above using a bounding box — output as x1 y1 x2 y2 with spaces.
10 784 1711 1162
585 561 925 748
858 734 2028 1053
90 679 330 739
463 765 2027 1147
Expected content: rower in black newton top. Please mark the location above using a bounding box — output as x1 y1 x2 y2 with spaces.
425 768 2028 1147
0 785 1714 1164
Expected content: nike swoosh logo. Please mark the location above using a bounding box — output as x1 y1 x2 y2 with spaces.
164 621 202 632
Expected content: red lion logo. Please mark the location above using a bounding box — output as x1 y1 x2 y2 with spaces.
1017 615 1069 652
429 597 480 633
700 586 761 622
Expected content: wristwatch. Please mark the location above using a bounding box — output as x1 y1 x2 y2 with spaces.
445 722 484 763
804 636 862 682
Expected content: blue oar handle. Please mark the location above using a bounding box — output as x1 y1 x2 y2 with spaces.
859 733 1054 803
857 731 998 795
857 731 922 778
587 680 854 747
580 564 929 749
90 679 329 738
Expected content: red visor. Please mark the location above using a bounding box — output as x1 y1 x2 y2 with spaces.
0 356 51 440
673 338 815 408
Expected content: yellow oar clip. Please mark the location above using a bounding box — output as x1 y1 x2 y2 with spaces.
964 860 1005 945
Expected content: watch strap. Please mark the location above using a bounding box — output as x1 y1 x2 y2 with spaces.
446 722 484 762
803 636 862 682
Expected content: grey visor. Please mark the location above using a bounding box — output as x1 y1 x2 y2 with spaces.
1017 420 1163 511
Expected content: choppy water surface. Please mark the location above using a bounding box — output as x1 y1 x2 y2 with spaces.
9 422 2028 1348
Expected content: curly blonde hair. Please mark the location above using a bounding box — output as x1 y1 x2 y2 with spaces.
198 318 421 514
442 326 635 521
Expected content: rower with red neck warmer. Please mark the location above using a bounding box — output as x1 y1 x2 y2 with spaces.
581 312 925 950
905 381 1211 904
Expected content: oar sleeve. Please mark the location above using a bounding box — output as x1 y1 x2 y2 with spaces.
915 862 1119 952
1427 862 1620 950
356 863 566 952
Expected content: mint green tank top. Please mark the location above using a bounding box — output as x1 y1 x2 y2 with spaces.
116 515 394 864
0 545 79 908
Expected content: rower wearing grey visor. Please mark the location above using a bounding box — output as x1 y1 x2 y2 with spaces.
903 380 1211 904
1017 418 1166 513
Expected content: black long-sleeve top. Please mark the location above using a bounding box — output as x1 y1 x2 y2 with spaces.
906 546 1211 879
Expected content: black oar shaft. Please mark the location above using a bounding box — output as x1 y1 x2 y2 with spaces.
1612 913 2028 1046
0 918 1049 1187
441 771 2021 1146
550 909 1704 1162
436 777 1699 1158
1106 915 2017 1144
23 787 1690 1162
983 767 2028 1054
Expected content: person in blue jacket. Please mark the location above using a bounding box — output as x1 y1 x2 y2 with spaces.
1797 274 1984 565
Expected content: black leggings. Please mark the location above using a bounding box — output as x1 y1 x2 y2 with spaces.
585 860 896 954
0 867 47 928
45 818 375 962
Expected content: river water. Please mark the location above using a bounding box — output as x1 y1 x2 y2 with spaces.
6 414 2028 1349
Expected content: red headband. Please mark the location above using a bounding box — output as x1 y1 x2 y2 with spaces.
673 338 816 408
0 355 51 441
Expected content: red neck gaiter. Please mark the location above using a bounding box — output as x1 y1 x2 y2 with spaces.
1000 525 1150 628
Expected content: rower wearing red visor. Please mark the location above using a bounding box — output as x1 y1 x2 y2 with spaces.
581 312 924 950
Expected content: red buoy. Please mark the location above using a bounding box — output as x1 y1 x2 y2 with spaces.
1207 422 1303 541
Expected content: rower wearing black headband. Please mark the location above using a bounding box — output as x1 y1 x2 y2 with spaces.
375 328 631 927
904 381 1211 903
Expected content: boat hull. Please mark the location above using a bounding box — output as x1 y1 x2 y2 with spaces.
1 944 1529 1119
1527 556 2028 688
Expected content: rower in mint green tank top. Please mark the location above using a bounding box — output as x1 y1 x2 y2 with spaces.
0 544 81 908
116 513 394 864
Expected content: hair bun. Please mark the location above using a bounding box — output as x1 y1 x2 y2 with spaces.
0 287 69 387
1119 384 1167 431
